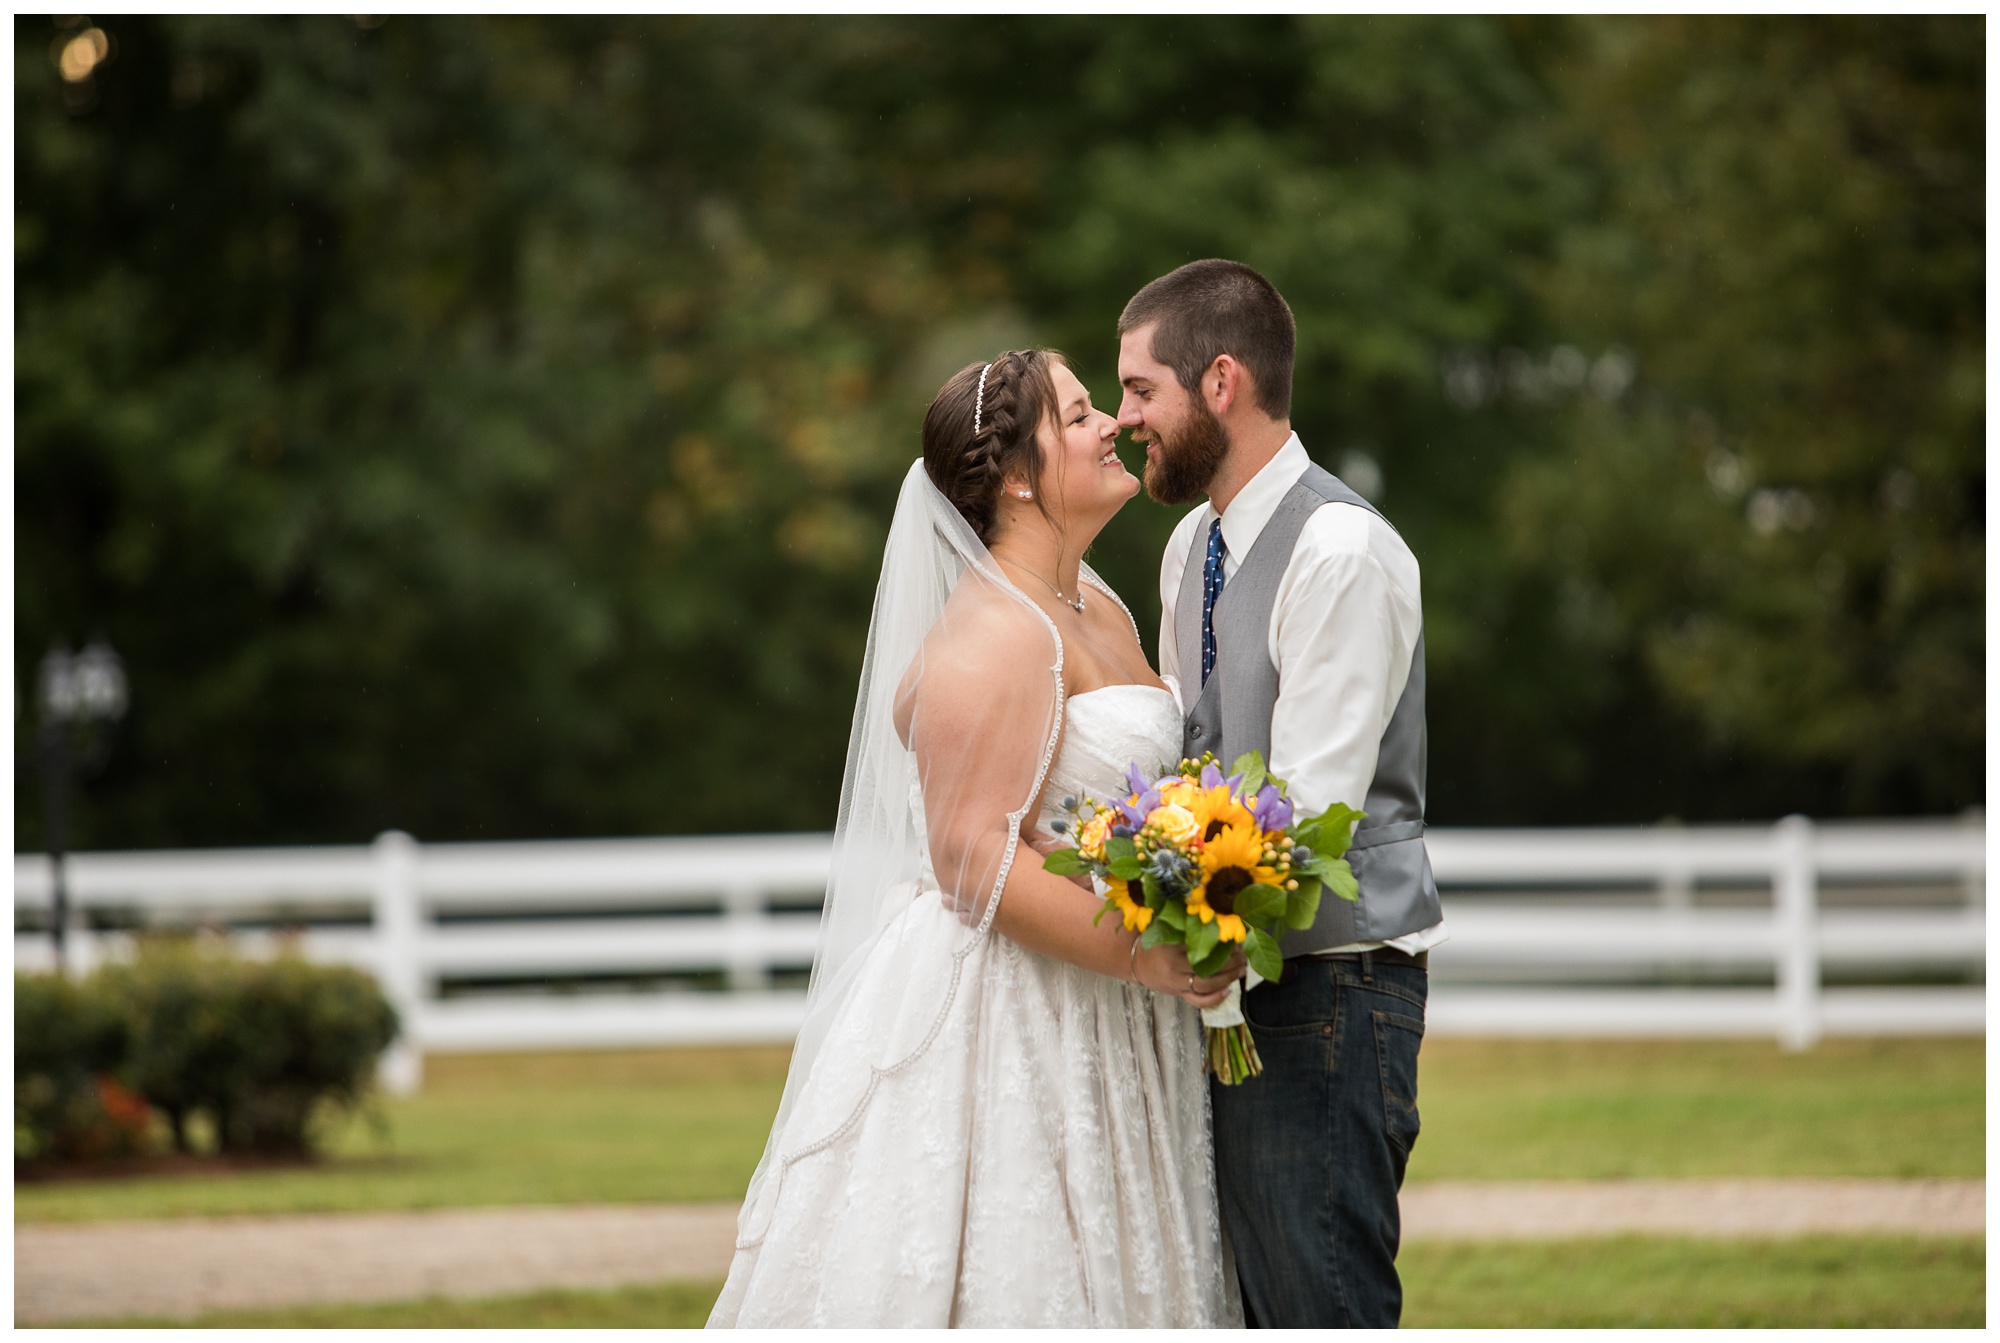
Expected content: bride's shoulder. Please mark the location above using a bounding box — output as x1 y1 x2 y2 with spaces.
925 581 1055 673
893 582 1056 738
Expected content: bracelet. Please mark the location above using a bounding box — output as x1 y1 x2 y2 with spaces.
1128 934 1144 987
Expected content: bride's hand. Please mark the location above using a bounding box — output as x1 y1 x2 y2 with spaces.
1134 942 1247 1009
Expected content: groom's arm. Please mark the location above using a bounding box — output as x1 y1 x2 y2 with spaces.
1266 508 1424 819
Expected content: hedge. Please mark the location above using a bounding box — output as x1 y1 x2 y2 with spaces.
15 938 399 1161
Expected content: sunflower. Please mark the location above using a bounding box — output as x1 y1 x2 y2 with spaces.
1162 778 1255 847
1186 820 1284 943
1107 878 1153 933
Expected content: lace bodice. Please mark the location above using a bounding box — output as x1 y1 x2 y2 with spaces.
1033 684 1185 836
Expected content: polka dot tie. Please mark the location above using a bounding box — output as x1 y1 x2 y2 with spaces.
1200 517 1226 686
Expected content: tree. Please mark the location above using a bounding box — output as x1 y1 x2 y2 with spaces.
15 17 1981 849
1505 17 1983 815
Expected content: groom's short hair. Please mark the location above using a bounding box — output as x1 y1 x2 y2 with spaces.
1118 259 1295 419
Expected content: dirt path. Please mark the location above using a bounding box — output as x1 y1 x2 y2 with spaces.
16 1202 741 1326
16 1178 1984 1325
1400 1177 1984 1241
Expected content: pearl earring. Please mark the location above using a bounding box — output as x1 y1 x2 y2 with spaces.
1018 491 1032 500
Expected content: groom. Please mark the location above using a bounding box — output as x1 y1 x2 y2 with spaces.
1116 260 1445 1328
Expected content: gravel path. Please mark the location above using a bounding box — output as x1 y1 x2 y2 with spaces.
1400 1177 1984 1242
17 1179 1984 1325
16 1202 741 1326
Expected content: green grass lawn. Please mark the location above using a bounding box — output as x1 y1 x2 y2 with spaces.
15 1046 791 1223
1399 1235 1986 1328
71 1279 727 1329
1406 1036 1986 1183
68 1238 1986 1328
15 1036 1983 1223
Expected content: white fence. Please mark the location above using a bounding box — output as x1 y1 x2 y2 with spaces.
14 815 1985 1093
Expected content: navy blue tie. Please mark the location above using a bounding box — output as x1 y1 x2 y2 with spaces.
1200 517 1225 686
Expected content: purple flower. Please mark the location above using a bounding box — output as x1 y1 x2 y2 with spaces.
1124 762 1153 799
1199 761 1225 789
1252 784 1293 832
1113 762 1161 828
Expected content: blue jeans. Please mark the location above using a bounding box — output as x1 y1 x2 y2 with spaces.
1210 956 1427 1328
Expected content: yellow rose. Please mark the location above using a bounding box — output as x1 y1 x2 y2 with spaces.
1076 809 1113 861
1158 779 1202 811
1146 803 1201 847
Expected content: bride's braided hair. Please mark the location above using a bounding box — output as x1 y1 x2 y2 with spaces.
922 349 1066 545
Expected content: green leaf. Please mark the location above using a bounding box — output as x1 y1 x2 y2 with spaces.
1105 835 1142 880
1108 856 1143 881
1230 883 1286 926
1140 870 1164 908
1244 927 1285 984
1185 914 1220 965
1230 751 1268 796
1189 942 1235 978
1297 803 1365 860
1042 848 1088 876
1138 919 1176 950
1322 857 1359 903
1284 876 1323 929
1155 901 1188 931
1105 834 1137 865
1299 854 1341 885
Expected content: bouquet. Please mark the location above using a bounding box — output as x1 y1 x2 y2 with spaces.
1043 751 1362 1084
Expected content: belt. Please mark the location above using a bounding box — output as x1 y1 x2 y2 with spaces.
1296 947 1428 971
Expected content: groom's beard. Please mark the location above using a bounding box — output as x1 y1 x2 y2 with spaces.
1141 400 1230 506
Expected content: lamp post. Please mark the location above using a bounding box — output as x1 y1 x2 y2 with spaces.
38 640 127 973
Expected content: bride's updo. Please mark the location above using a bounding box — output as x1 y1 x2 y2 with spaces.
922 349 1066 545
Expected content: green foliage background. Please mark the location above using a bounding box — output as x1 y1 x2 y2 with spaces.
16 16 1983 848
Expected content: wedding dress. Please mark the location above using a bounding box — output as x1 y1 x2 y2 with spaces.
708 681 1237 1327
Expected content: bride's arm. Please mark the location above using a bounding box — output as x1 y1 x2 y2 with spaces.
908 598 1241 1009
990 857 1244 1009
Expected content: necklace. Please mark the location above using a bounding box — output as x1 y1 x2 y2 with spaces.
999 557 1086 614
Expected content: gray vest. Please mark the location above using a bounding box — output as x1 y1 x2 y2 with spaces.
1176 463 1441 955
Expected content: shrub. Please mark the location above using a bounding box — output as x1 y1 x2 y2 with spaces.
15 938 400 1161
14 971 141 1162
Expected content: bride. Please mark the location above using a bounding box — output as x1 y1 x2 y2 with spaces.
708 349 1245 1328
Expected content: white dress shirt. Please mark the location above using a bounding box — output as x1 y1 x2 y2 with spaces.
1159 433 1447 956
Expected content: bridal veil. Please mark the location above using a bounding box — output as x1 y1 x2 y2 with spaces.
733 458 1067 1248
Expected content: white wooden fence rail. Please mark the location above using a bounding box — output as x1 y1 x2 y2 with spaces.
14 815 1984 1093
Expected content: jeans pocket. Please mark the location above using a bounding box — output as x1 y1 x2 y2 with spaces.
1243 962 1338 1036
1372 1009 1424 1160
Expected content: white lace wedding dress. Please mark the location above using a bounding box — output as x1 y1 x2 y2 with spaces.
708 682 1239 1327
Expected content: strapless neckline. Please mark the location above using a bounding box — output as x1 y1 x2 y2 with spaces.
1068 682 1178 706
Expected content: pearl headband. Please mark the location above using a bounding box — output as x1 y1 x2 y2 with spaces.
973 361 993 437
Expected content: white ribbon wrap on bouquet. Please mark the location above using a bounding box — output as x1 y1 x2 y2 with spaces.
1200 966 1265 1029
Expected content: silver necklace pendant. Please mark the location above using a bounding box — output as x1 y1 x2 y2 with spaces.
1001 555 1085 615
